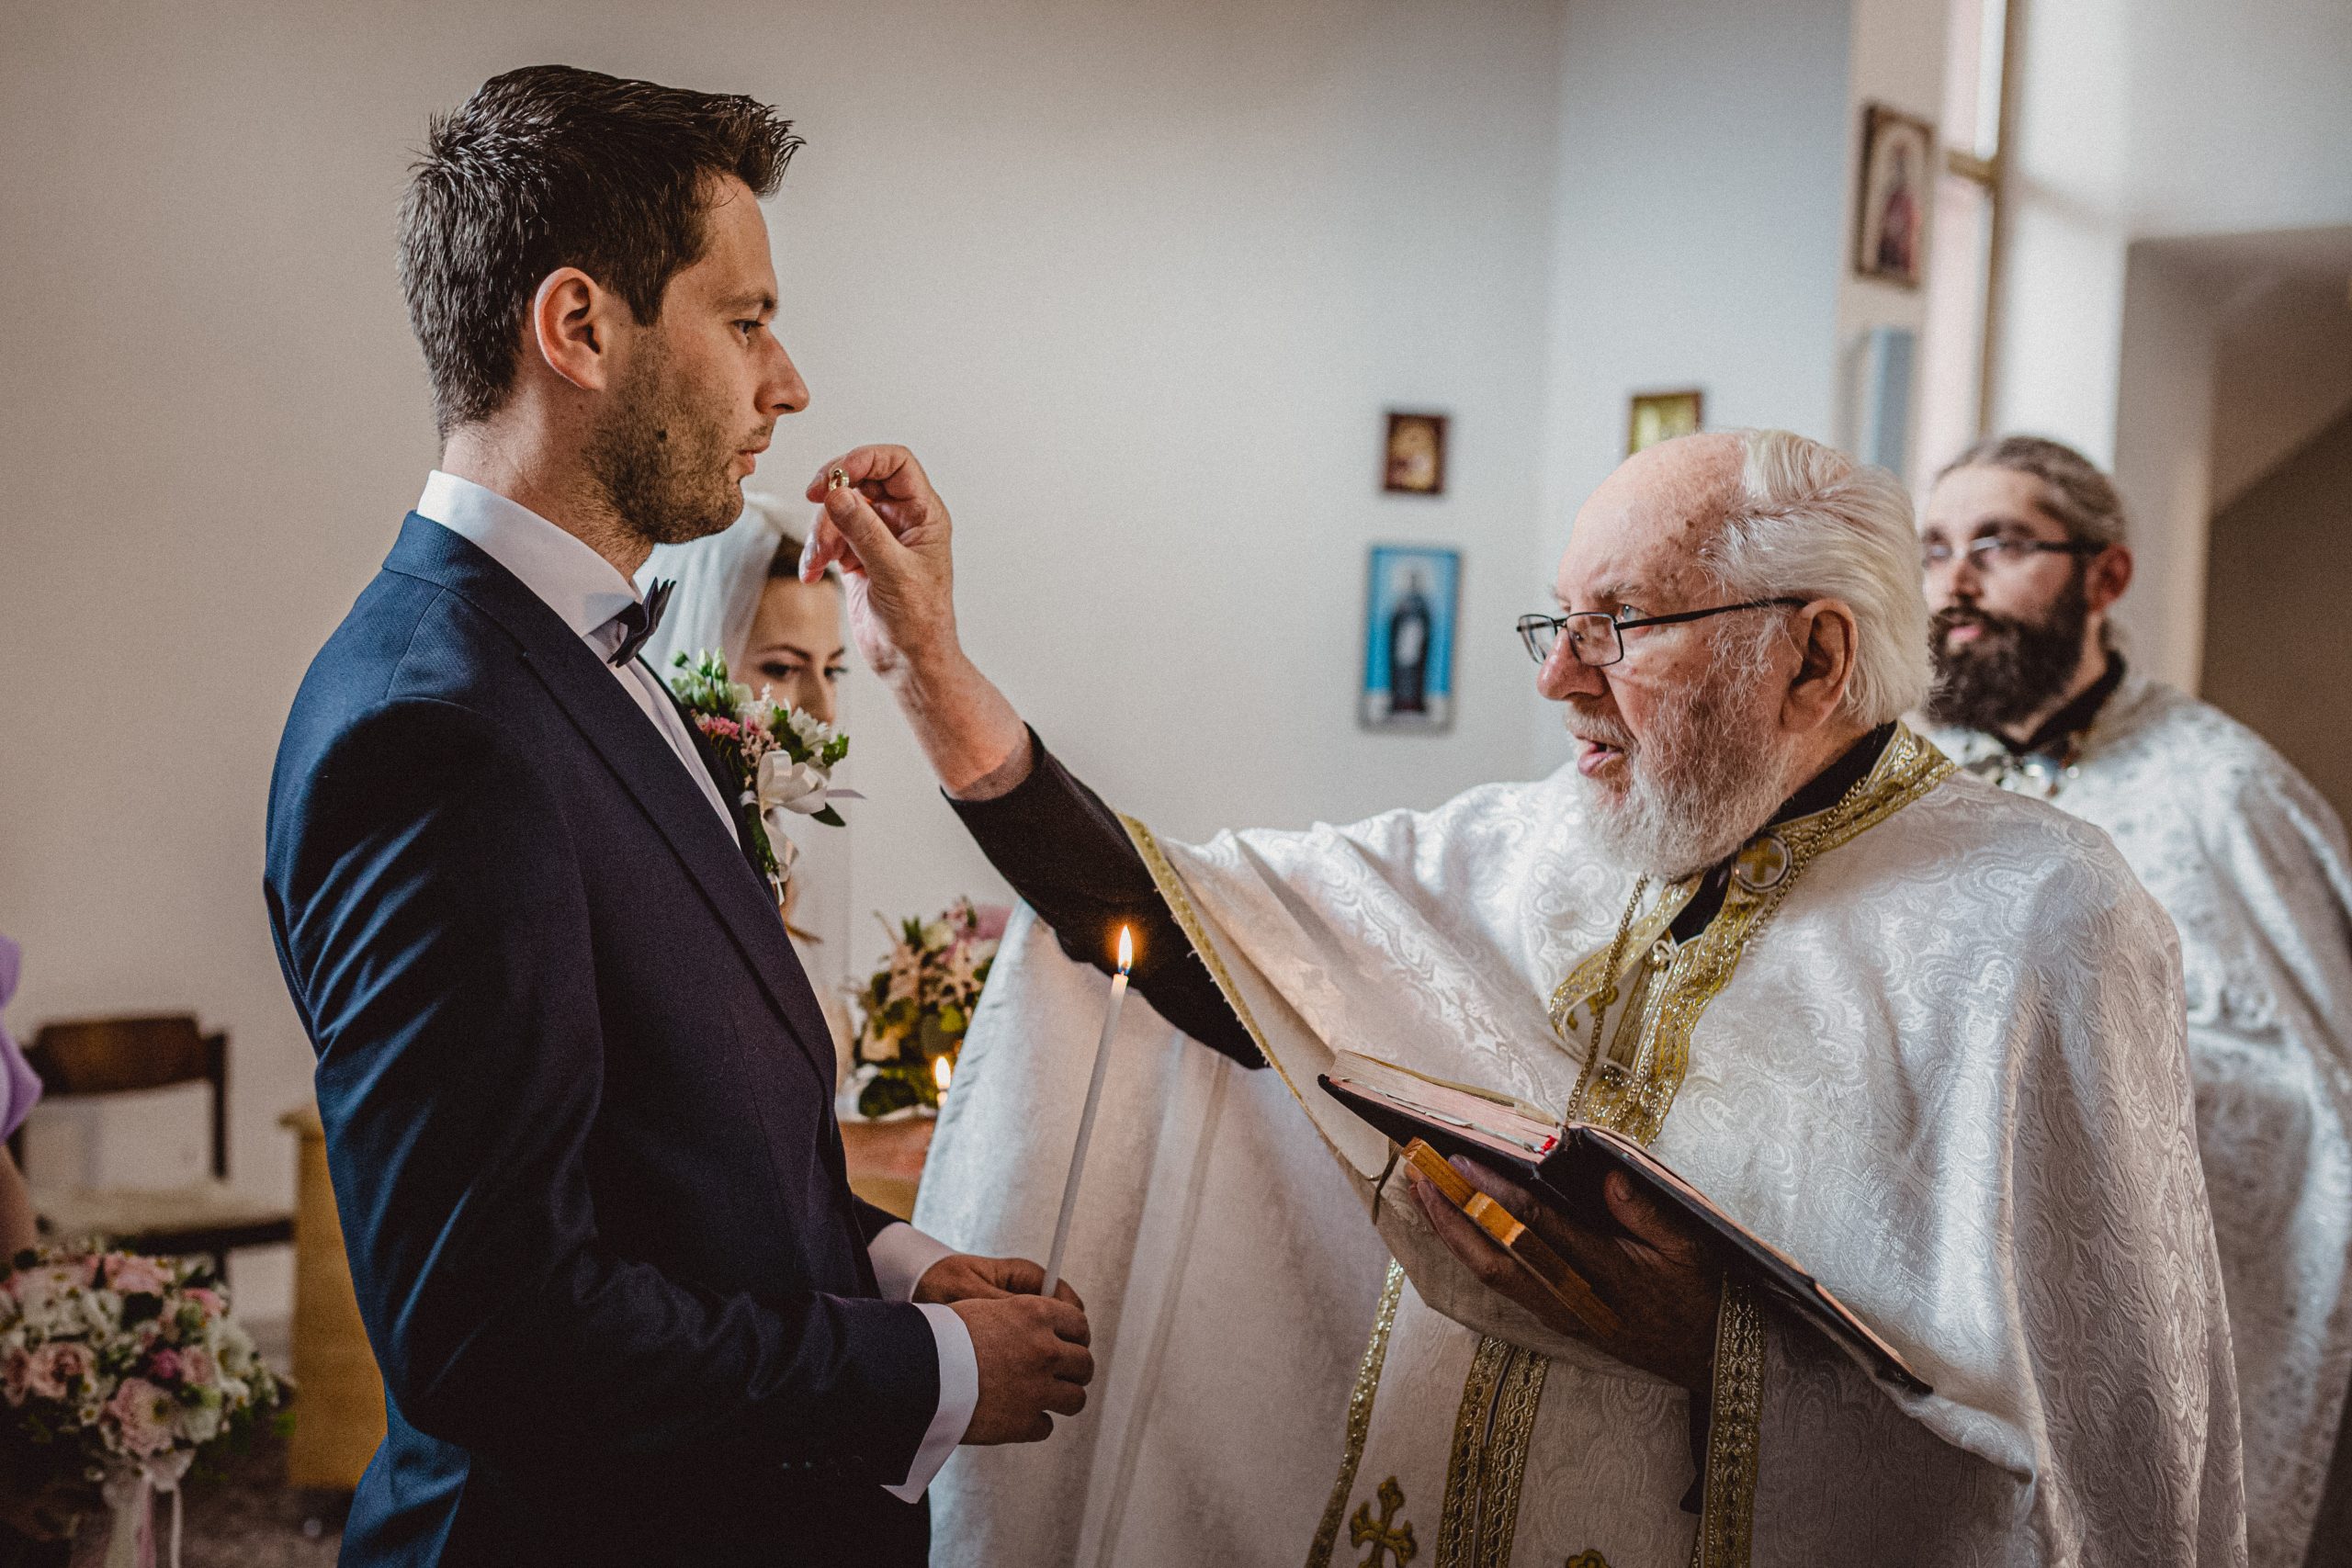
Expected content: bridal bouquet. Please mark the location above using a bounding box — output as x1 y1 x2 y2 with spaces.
851 900 1008 1117
1 1247 286 1567
667 650 853 898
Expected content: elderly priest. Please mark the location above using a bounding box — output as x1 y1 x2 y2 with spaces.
811 430 2245 1565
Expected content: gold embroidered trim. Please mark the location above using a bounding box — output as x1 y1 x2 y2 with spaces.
1435 1337 1508 1565
1545 727 1953 1145
1307 1264 1409 1568
1122 814 1318 1117
1478 1346 1547 1568
1433 1337 1549 1568
1690 1280 1765 1568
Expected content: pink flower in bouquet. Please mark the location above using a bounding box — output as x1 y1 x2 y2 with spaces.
105 1378 177 1458
26 1341 92 1401
175 1348 216 1389
2 1347 30 1404
184 1287 224 1315
146 1348 183 1383
971 904 1011 942
106 1254 173 1296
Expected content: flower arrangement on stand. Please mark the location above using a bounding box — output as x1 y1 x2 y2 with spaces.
666 649 854 907
848 900 1008 1119
1 1247 287 1568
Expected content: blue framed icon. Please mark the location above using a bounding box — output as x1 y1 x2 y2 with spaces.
1360 545 1460 732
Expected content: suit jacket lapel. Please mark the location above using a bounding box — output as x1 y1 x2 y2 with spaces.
384 515 839 1089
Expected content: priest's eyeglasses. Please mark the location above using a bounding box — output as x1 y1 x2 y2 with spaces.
1921 536 2106 573
1516 598 1805 668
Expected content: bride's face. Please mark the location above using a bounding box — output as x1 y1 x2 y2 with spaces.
742 575 848 724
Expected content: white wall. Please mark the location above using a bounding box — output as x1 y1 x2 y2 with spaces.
1530 0 1854 768
2109 250 2219 682
0 0 1570 1318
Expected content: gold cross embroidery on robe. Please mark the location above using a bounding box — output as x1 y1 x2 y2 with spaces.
1351 1476 1419 1567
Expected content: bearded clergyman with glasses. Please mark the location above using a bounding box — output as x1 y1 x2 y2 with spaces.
1917 434 2352 1568
809 427 2245 1565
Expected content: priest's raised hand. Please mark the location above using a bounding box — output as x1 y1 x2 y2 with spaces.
799 446 1034 799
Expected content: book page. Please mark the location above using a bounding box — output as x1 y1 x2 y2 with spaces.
1328 1050 1560 1156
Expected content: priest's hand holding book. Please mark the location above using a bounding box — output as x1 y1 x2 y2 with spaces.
1325 1053 1932 1397
1406 1150 1724 1393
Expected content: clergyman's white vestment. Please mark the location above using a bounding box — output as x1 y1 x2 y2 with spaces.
1929 671 2352 1568
918 728 2245 1565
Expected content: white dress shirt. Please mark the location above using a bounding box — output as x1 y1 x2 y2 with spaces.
416 472 977 1500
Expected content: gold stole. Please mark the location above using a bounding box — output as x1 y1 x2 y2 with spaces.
1125 729 1953 1568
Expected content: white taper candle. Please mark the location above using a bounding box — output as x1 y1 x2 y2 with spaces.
1041 926 1133 1298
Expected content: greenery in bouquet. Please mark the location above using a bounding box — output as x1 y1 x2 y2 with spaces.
0 1246 287 1517
667 649 851 886
853 899 1007 1118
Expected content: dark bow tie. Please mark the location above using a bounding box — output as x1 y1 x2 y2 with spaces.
609 579 674 667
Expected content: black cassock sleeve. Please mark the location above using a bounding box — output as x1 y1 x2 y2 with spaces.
947 729 1263 1069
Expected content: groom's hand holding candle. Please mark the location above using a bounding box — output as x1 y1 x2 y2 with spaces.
947 1287 1095 1445
914 1253 1093 1444
913 1251 1086 1312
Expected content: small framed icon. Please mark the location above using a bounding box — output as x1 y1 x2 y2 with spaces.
1854 102 1933 288
1361 545 1461 732
1627 389 1703 455
1382 412 1448 496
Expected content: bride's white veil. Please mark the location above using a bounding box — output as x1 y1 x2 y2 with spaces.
633 491 857 1075
635 491 794 675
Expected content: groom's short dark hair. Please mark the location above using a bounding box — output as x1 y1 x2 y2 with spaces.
400 65 801 437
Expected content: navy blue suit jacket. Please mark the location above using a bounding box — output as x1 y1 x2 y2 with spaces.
265 514 936 1566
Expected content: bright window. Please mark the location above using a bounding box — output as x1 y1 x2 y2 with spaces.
1914 0 2010 485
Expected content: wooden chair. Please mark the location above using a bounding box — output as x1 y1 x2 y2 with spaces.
6 1015 294 1269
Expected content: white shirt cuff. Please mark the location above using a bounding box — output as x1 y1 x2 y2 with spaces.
865 1221 956 1303
865 1224 976 1501
883 1303 977 1501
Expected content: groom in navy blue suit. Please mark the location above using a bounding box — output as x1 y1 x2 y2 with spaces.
264 67 1091 1567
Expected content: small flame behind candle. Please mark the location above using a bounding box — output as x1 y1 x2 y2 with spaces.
1116 926 1134 976
933 1054 954 1094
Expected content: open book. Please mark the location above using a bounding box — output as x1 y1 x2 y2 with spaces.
1319 1051 1930 1395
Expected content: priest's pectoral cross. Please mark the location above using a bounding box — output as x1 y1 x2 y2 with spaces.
1349 1476 1417 1566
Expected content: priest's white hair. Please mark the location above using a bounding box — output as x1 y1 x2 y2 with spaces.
1702 429 1932 727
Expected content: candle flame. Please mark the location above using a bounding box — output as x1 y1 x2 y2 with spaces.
1116 925 1134 975
933 1054 955 1094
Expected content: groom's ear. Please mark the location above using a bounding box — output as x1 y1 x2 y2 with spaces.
527 266 616 395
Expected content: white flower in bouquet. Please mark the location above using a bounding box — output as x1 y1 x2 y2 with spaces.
666 649 855 901
1 1247 288 1567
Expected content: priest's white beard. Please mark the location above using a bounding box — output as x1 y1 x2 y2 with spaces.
1574 664 1790 882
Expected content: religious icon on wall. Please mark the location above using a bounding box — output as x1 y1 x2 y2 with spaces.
1854 102 1933 288
1627 389 1703 455
1381 412 1448 495
1361 545 1460 732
